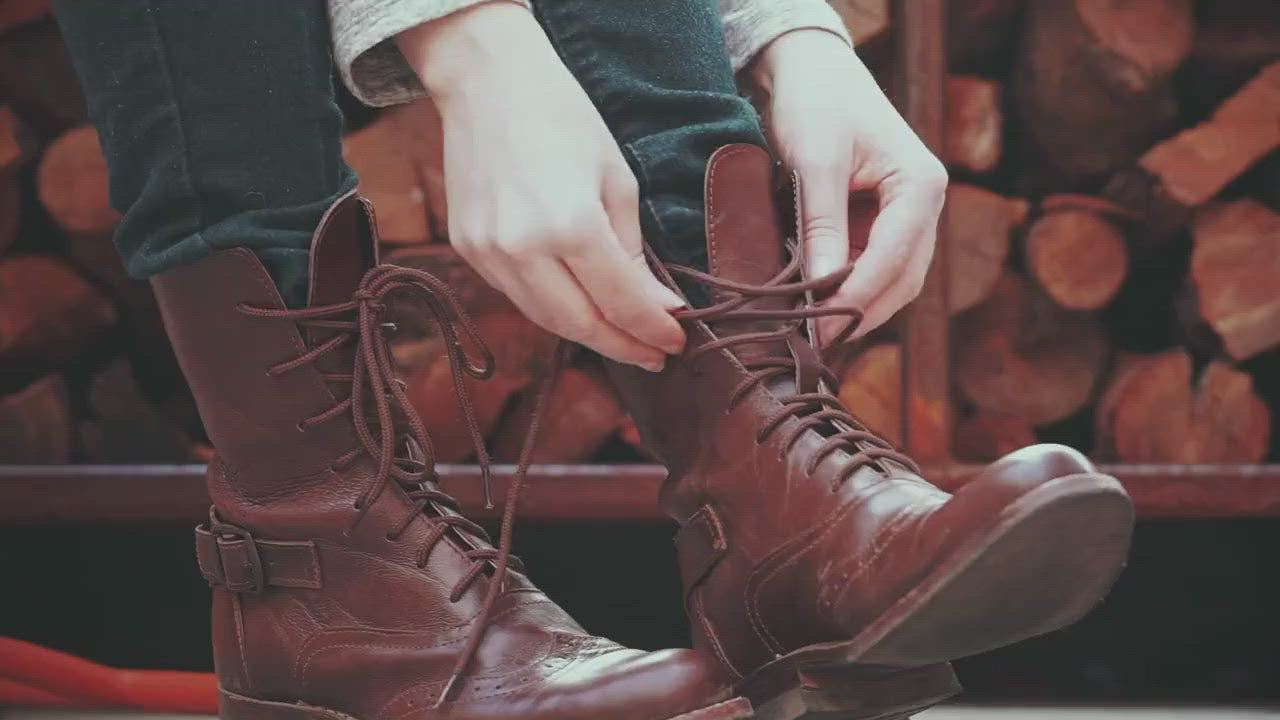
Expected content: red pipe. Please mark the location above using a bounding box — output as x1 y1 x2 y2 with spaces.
0 636 217 713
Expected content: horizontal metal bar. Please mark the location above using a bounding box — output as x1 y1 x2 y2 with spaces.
2 463 1279 525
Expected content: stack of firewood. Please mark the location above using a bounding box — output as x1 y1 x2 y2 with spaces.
837 0 1279 464
3 0 1277 466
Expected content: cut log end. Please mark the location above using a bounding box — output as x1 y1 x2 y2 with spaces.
955 272 1109 426
36 125 119 238
838 342 947 455
1024 199 1129 311
945 184 1027 314
945 76 1004 174
1096 349 1269 463
1191 199 1280 361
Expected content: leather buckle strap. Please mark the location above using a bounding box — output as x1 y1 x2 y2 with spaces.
195 513 321 594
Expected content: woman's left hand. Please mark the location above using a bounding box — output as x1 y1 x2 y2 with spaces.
752 28 948 344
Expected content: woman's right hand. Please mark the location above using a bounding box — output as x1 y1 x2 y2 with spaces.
396 2 685 372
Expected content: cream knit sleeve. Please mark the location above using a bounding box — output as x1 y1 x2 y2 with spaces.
329 0 530 107
718 0 853 72
329 0 851 107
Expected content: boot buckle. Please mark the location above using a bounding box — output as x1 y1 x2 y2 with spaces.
206 518 266 595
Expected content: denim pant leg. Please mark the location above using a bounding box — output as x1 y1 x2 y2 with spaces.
530 0 768 279
52 0 357 307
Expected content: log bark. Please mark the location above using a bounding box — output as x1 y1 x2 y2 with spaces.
1105 61 1280 243
945 183 1026 314
37 125 119 239
400 310 557 462
489 364 624 463
0 20 87 139
955 271 1108 426
837 342 947 455
0 374 71 463
1023 195 1129 311
78 356 199 463
0 255 117 391
1095 349 1270 463
1190 199 1280 361
945 76 1003 175
1013 0 1193 194
953 412 1038 463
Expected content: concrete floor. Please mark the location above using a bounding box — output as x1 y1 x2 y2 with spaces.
3 708 1279 719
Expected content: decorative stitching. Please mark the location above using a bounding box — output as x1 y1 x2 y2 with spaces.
692 589 743 680
231 593 252 694
746 498 915 653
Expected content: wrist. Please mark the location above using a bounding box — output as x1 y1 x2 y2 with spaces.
751 27 857 90
395 1 547 98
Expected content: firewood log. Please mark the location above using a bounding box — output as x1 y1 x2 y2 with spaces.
0 105 24 255
400 309 557 462
1013 0 1193 194
0 0 48 33
0 374 70 463
0 19 87 139
953 412 1038 463
1189 199 1280 361
343 108 434 246
945 76 1003 175
0 255 117 390
955 271 1108 426
1095 349 1269 463
1105 61 1280 244
1023 194 1130 311
78 356 199 463
489 364 624 463
37 125 119 240
838 342 948 457
945 183 1027 314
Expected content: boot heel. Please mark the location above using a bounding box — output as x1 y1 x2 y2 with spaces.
747 662 960 720
220 688 358 720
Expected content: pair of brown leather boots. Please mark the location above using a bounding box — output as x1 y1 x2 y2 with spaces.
158 144 1133 720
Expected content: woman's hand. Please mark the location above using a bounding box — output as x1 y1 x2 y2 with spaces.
397 2 685 371
752 29 948 344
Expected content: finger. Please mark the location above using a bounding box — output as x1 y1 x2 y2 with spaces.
602 168 686 312
795 161 854 281
510 256 669 371
561 216 686 355
850 233 935 339
817 183 941 343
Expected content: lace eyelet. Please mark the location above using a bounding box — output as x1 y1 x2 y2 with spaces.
385 531 398 542
353 498 365 510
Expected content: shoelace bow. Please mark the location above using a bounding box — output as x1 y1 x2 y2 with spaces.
663 248 921 481
237 263 564 708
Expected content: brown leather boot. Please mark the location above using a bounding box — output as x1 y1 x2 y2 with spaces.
607 145 1135 720
152 191 751 720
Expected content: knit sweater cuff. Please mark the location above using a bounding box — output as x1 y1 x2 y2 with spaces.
330 0 530 107
720 0 854 73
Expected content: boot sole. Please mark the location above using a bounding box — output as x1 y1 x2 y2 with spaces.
784 472 1134 671
219 687 754 719
743 661 960 720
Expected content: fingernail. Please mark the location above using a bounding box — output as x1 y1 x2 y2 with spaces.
654 283 685 310
641 360 665 373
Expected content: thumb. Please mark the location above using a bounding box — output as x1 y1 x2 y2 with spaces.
795 164 852 280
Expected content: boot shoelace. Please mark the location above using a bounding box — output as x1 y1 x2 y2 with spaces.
237 263 564 707
663 249 922 480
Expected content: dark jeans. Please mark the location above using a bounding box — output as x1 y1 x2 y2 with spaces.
53 0 766 308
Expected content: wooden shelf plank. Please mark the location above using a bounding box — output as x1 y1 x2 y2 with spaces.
2 463 1279 525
